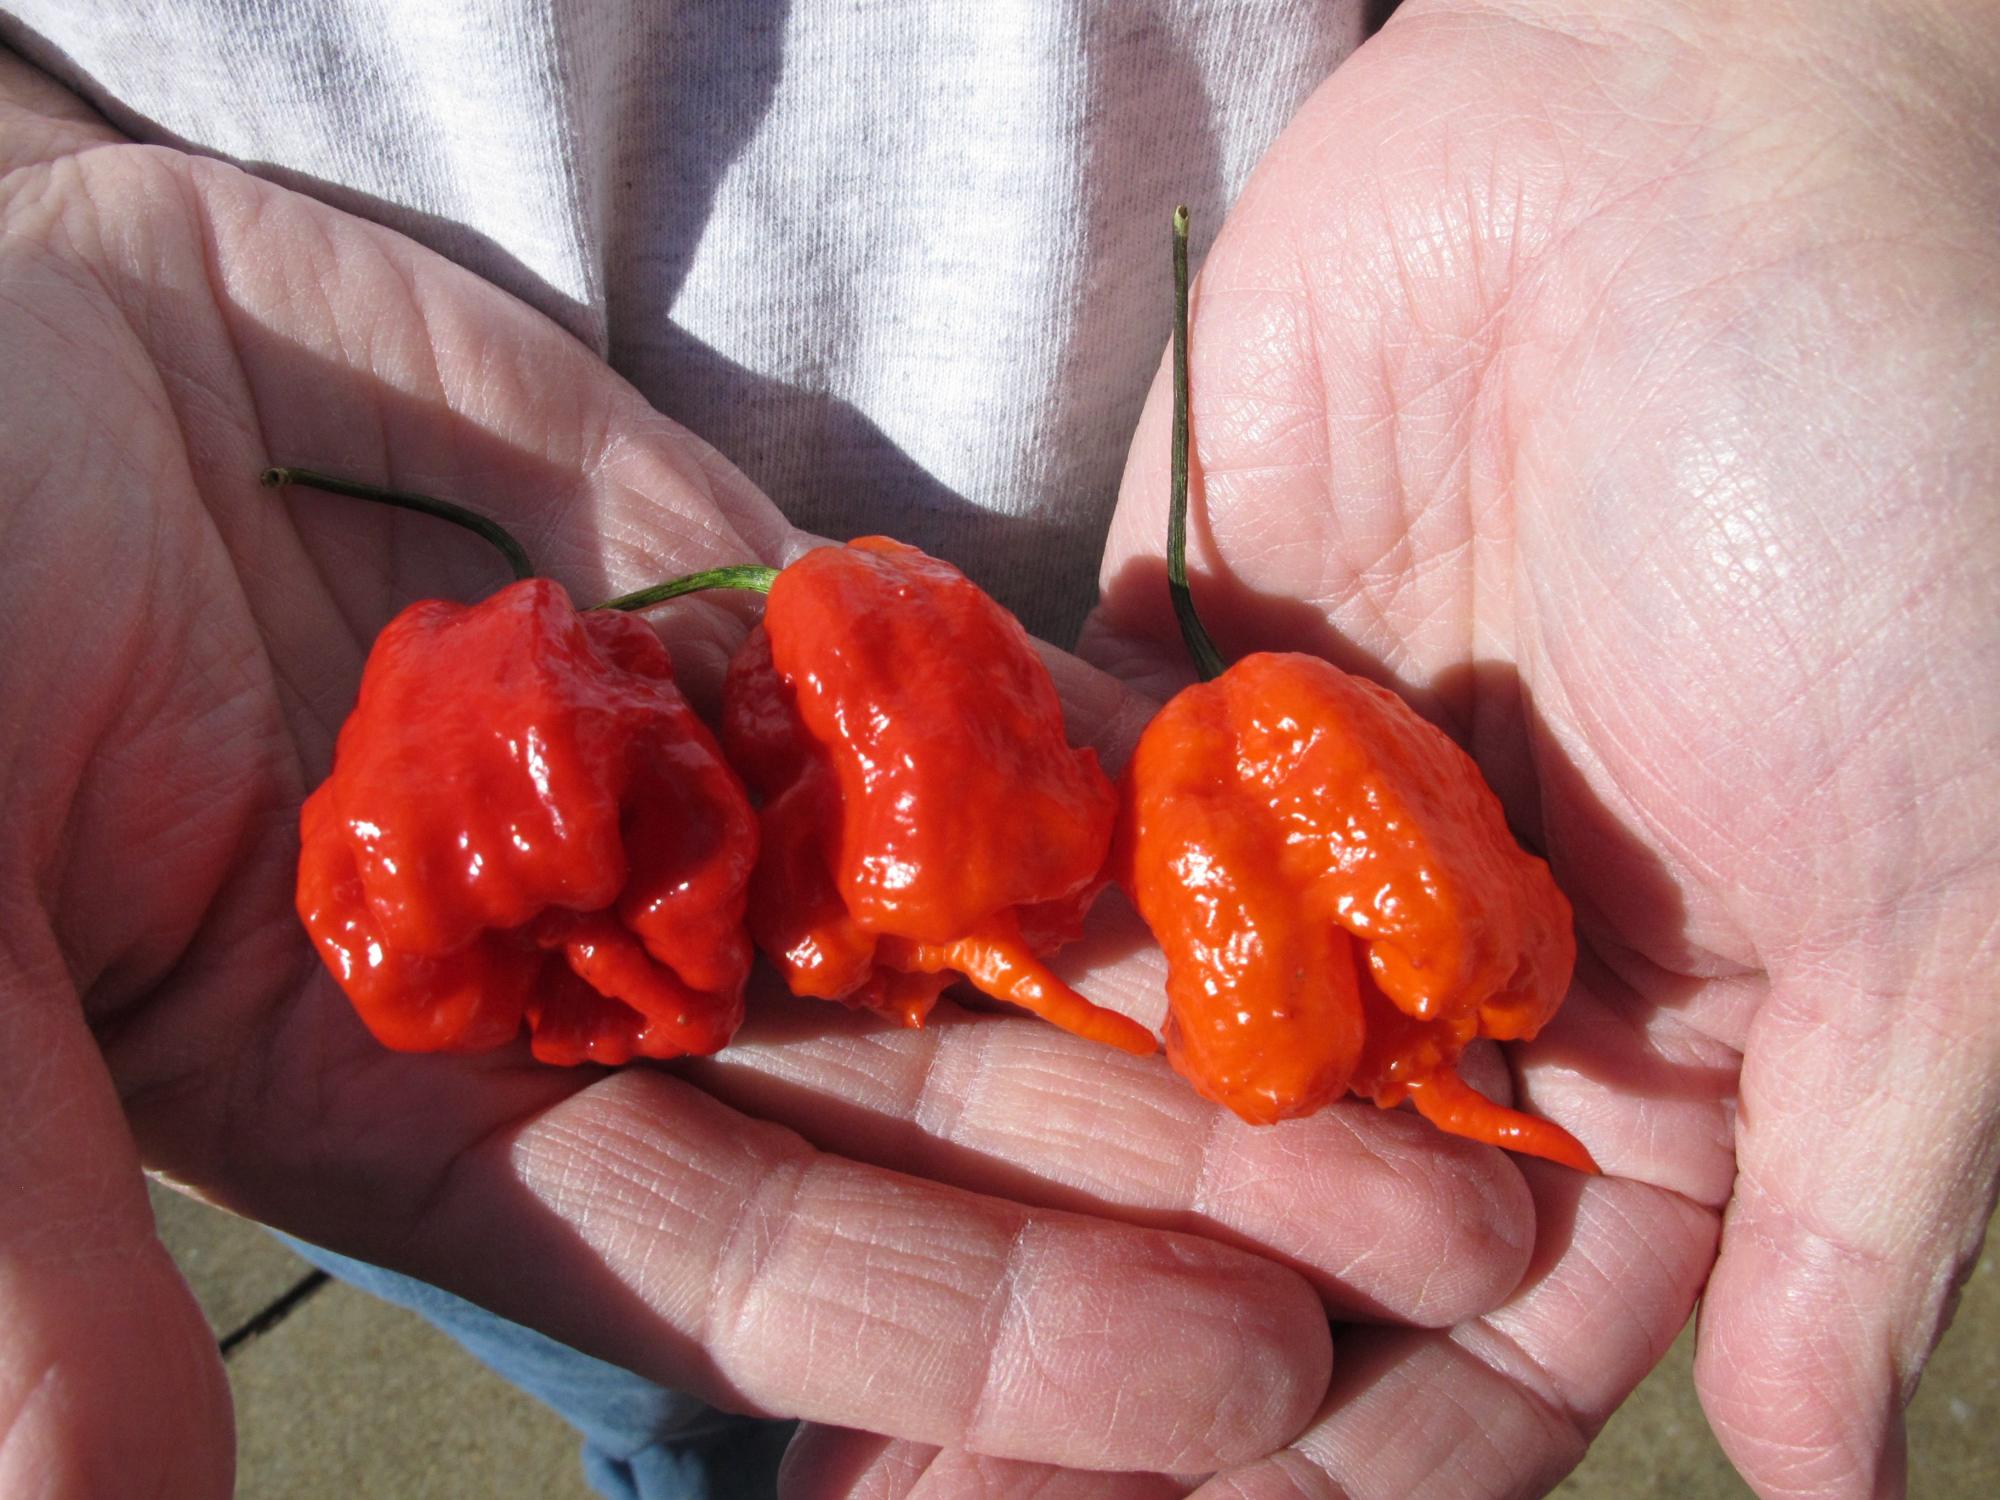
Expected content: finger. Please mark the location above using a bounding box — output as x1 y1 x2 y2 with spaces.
1696 963 2000 1500
725 898 1734 1336
1506 957 1740 1208
780 1427 916 1500
686 986 1538 1328
780 1425 1191 1500
1189 1166 1716 1500
0 931 232 1499
173 987 1328 1476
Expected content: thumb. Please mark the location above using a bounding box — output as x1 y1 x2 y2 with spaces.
1698 949 2000 1499
0 920 233 1499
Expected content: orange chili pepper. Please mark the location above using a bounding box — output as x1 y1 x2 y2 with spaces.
1116 213 1595 1171
719 537 1156 1056
1120 653 1592 1169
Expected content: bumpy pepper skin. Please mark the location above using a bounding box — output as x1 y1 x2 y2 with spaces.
296 578 758 1066
1119 651 1594 1171
722 537 1155 1055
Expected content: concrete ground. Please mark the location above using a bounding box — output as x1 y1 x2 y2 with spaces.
151 1182 1997 1499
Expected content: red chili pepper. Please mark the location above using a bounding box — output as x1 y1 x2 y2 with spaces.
281 471 757 1066
720 537 1156 1056
1116 213 1595 1171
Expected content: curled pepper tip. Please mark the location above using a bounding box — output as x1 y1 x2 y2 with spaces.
1406 1068 1599 1175
1104 1020 1161 1057
888 929 1158 1057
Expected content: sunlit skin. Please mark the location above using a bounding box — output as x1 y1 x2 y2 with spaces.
791 1 2000 1496
0 0 1993 1495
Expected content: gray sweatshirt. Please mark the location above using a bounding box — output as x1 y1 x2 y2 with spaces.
2 0 1360 639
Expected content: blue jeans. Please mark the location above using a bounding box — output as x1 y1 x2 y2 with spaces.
284 1239 796 1500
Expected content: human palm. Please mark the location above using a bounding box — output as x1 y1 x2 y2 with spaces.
801 3 1999 1496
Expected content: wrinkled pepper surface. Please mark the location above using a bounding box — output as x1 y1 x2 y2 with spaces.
1120 650 1595 1172
297 577 758 1066
723 537 1155 1055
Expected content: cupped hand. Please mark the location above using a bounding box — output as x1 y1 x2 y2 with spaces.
1105 1 1992 1496
789 1 1999 1496
0 49 1563 1497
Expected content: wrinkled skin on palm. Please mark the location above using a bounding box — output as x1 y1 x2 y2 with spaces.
2 0 1995 1494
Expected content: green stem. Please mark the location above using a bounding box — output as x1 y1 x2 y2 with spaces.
262 466 535 581
1167 206 1226 682
595 565 779 613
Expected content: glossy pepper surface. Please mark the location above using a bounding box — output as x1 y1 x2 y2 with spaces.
1119 650 1595 1172
722 537 1155 1055
297 577 758 1066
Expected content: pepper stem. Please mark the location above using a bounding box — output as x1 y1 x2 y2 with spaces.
262 466 535 581
595 565 780 613
1167 207 1226 682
